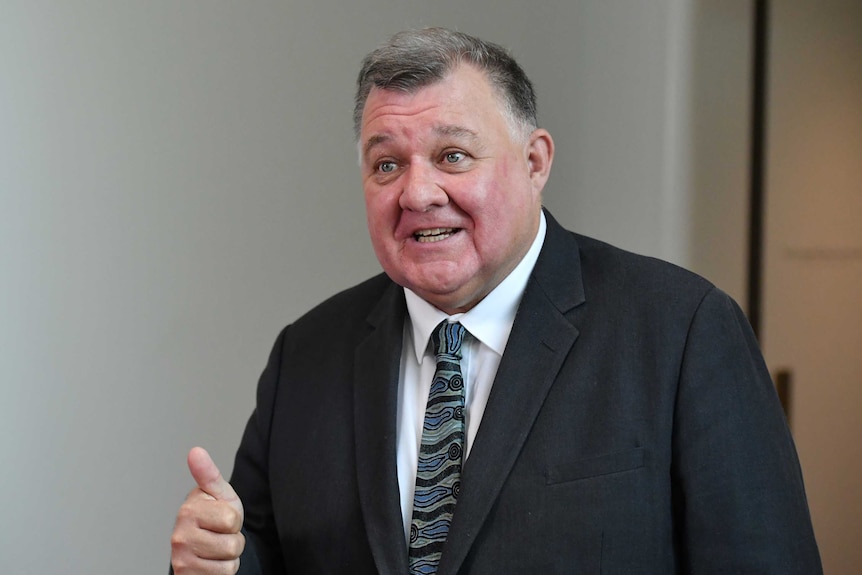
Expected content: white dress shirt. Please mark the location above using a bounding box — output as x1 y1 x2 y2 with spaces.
395 212 547 542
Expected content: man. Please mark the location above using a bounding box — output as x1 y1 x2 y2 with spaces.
170 28 821 574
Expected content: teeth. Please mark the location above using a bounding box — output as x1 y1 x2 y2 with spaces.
415 228 456 243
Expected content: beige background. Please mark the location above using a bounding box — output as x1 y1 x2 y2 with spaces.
762 1 862 572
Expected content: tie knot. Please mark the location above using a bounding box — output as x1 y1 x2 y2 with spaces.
431 321 466 360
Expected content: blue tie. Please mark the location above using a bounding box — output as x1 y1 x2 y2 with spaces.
408 321 467 575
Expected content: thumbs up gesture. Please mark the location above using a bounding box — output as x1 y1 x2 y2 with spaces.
171 447 246 574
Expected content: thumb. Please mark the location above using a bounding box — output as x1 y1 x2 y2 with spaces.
187 446 241 508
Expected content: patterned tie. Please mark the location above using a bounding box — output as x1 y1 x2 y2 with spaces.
408 321 467 575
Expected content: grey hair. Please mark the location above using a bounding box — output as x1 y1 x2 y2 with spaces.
353 27 538 141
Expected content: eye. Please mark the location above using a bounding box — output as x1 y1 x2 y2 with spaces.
377 161 397 174
444 151 466 164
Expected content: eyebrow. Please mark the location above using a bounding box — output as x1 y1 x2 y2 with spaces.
362 134 391 158
434 125 481 145
362 124 482 159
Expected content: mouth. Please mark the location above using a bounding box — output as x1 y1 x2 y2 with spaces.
413 227 459 243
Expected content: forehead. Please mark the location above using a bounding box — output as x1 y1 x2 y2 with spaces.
359 65 509 144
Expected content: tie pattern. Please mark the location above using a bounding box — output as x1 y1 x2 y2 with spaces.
408 321 467 575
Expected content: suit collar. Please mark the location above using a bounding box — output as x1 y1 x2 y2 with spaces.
532 208 587 314
354 282 411 574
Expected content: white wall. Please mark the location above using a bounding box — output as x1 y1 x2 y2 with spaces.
0 2 752 573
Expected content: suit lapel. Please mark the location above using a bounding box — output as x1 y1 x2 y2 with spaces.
353 281 411 574
438 212 586 575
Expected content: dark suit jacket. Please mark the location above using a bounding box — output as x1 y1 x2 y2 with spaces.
227 211 821 574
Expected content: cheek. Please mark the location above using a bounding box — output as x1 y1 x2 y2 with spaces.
364 186 394 223
473 172 526 221
363 189 387 242
364 188 404 262
471 169 537 251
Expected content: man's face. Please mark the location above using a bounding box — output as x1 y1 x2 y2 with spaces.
359 64 553 314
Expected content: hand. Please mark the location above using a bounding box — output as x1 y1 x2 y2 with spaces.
171 447 246 575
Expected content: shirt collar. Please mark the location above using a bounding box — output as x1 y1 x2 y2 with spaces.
405 211 547 362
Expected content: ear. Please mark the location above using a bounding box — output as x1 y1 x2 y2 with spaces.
526 128 554 193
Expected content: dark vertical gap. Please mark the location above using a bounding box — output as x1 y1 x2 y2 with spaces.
747 0 770 337
775 369 793 425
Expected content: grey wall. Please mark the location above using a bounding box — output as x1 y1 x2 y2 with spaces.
0 1 751 573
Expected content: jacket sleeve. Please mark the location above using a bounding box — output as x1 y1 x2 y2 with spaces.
229 326 290 575
672 287 822 572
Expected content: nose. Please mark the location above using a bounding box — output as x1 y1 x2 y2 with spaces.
398 163 449 212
